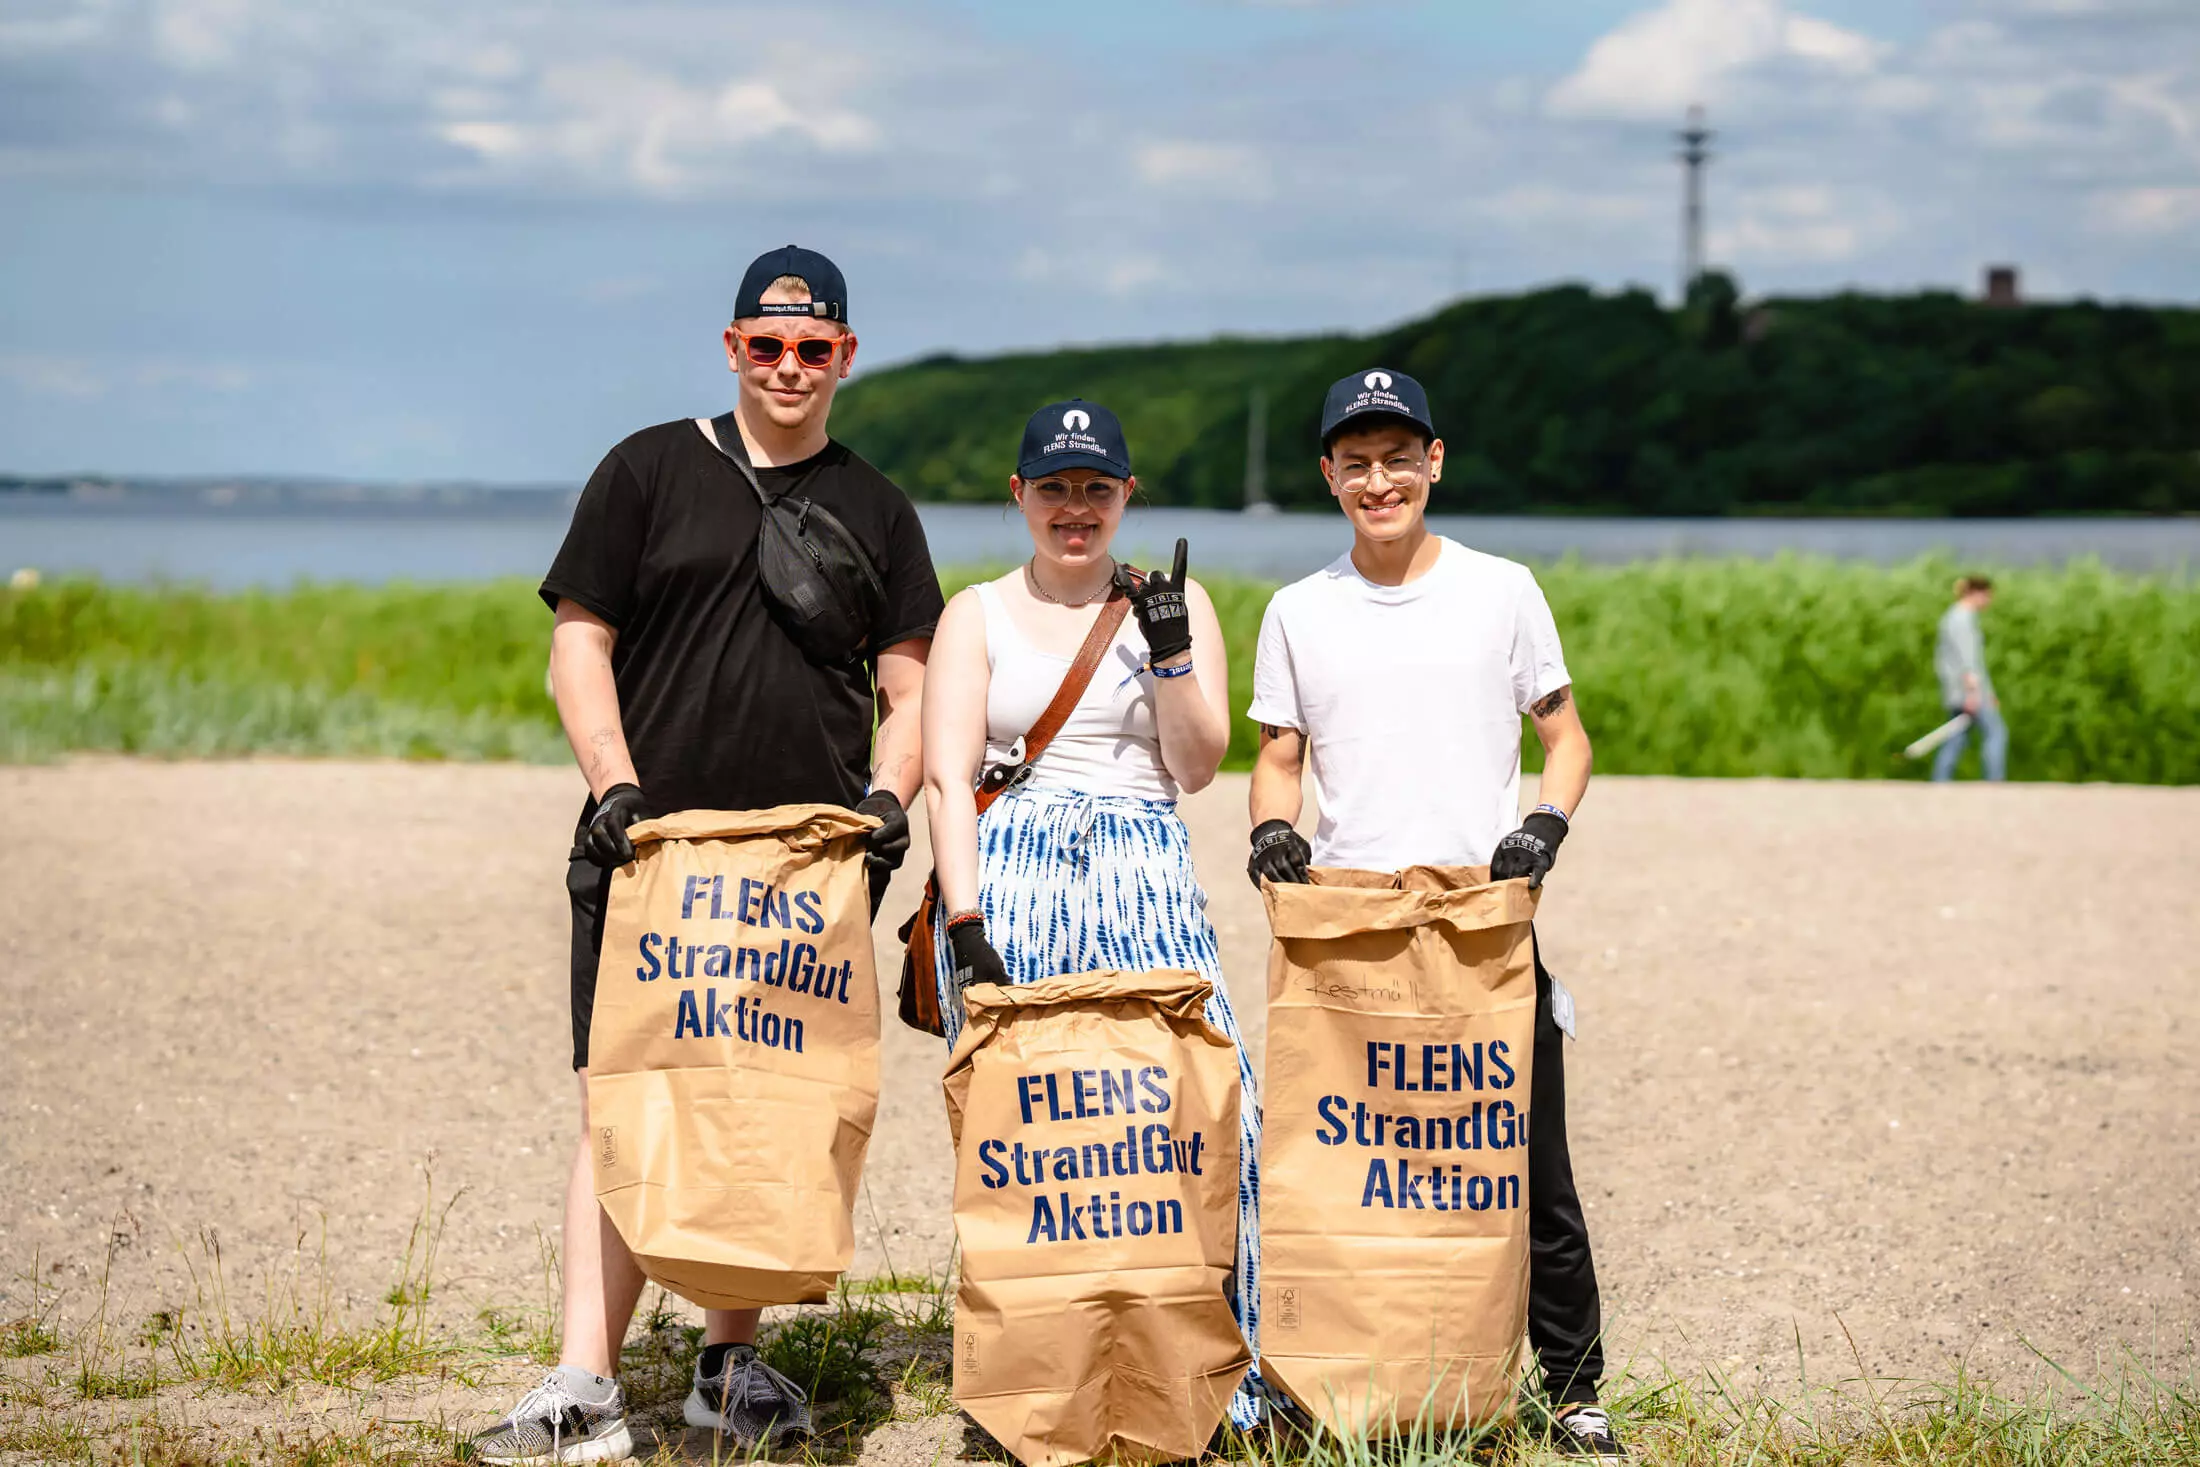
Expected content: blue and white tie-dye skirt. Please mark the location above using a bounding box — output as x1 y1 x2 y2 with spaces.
934 786 1268 1427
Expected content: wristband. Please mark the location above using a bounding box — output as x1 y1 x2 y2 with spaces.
945 909 984 930
1531 803 1570 825
1150 658 1194 679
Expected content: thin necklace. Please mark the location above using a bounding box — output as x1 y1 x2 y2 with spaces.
1025 557 1114 607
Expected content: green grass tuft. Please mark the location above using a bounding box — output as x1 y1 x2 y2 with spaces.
2 1313 63 1358
3 1249 67 1357
165 1177 471 1392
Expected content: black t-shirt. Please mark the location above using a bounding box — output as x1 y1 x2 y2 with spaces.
540 418 943 826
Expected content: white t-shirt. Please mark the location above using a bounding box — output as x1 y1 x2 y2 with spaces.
1247 537 1571 870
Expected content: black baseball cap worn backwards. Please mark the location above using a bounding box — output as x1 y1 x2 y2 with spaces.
1018 399 1132 480
1320 367 1435 448
735 244 850 323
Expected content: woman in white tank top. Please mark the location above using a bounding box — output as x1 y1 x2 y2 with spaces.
919 398 1270 1428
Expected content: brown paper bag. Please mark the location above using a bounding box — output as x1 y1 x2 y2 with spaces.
588 805 880 1310
1258 868 1538 1436
945 970 1252 1467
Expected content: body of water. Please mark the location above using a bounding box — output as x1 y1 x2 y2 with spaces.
4 500 2194 588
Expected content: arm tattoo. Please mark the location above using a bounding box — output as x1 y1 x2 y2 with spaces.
586 727 618 781
1261 723 1304 753
1530 687 1571 719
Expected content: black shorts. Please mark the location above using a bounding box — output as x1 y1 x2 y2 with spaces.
567 856 612 1071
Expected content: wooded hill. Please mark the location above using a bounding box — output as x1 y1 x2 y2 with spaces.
831 275 2200 515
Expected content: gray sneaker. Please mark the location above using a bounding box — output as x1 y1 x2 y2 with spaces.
683 1343 813 1449
471 1370 633 1465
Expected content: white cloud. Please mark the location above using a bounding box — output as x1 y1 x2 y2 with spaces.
1010 245 1172 299
0 354 106 398
2 2 924 200
1486 183 1661 227
137 360 253 392
1103 255 1167 295
1548 0 1886 120
151 0 256 69
0 0 118 51
2091 184 2200 234
429 61 878 197
1134 140 1267 194
1710 183 1899 263
1531 0 2200 294
0 354 254 398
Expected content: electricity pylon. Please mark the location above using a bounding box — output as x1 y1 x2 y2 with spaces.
1675 104 1714 301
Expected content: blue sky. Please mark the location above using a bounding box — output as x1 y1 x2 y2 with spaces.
1 0 2194 482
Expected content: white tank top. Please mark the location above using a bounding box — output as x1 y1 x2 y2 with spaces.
976 579 1177 801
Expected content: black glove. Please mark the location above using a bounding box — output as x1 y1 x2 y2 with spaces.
946 915 1009 995
583 783 653 869
1489 810 1568 889
1247 818 1312 888
1115 538 1194 665
854 789 909 918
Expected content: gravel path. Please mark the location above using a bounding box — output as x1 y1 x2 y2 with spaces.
3 759 2195 1450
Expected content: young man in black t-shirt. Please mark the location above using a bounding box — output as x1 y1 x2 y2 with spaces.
472 246 944 1465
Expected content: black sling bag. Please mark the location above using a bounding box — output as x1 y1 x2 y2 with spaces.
702 412 887 667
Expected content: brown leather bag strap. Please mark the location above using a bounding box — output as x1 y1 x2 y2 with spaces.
974 584 1133 812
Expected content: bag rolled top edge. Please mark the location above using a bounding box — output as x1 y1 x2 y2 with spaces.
1261 867 1537 940
627 802 879 847
943 968 1225 1151
961 968 1215 1021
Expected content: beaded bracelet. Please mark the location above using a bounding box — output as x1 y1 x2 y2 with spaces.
1151 659 1194 679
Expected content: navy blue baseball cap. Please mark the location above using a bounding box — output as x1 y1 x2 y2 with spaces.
1017 399 1132 480
734 245 849 324
1320 367 1435 447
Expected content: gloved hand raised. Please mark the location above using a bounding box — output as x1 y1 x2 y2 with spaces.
1247 818 1312 888
583 783 654 868
1115 538 1194 665
1489 810 1568 889
947 914 1010 995
854 789 909 917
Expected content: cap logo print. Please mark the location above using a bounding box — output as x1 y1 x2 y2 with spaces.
1062 409 1092 431
1364 371 1393 391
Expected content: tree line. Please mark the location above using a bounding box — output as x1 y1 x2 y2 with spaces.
831 275 2200 515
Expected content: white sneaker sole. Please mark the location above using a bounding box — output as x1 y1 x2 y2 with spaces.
478 1422 633 1466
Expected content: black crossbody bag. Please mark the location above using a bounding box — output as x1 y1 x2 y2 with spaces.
702 413 887 666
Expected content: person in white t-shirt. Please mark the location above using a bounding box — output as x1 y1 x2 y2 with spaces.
1245 369 1624 1462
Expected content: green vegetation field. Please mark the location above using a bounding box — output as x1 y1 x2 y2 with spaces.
3 559 2194 783
833 279 2200 515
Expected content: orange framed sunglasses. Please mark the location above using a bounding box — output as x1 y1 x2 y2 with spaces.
734 330 851 369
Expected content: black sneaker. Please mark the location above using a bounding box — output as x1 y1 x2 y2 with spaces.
1549 1403 1628 1459
683 1343 813 1449
470 1371 633 1465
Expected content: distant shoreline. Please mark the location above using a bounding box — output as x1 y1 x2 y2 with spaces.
4 480 2196 523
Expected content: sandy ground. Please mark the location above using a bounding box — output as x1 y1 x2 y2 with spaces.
3 759 2197 1454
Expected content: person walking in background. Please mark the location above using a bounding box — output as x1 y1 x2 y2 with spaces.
919 400 1273 1429
1932 575 2007 782
471 246 945 1465
1245 369 1624 1460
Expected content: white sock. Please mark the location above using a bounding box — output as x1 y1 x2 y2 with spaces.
554 1364 617 1404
